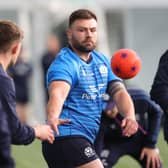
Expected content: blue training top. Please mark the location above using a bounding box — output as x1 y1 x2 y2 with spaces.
47 47 121 143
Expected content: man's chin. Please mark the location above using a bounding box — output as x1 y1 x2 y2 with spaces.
80 46 95 53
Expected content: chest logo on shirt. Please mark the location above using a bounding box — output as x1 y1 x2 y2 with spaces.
99 64 108 75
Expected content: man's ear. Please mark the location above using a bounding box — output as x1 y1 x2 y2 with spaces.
11 42 22 58
11 42 19 55
66 29 72 41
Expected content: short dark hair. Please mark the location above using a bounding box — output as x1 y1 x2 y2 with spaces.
0 20 23 53
69 9 97 27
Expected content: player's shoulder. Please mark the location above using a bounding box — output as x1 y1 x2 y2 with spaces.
54 47 79 65
92 50 109 61
0 73 13 95
91 51 111 70
0 66 10 80
47 47 79 79
128 89 163 112
127 88 149 100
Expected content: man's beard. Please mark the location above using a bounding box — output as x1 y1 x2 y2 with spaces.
72 39 96 53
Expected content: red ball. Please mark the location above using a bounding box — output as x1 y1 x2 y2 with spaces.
111 48 141 79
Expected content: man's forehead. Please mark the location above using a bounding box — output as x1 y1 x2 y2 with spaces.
71 19 97 28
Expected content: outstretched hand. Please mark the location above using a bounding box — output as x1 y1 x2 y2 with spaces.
47 117 71 135
33 124 54 144
121 117 138 137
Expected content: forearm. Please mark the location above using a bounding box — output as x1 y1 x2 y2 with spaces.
107 81 138 136
47 94 64 119
145 118 162 148
47 81 70 120
144 105 162 148
113 89 135 119
46 81 71 134
107 81 135 119
11 121 35 145
4 101 35 145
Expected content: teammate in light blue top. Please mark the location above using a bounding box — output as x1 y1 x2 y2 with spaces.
47 47 121 143
42 9 138 168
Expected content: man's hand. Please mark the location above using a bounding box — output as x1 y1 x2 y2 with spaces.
140 147 161 168
33 124 54 144
47 117 71 135
121 117 138 137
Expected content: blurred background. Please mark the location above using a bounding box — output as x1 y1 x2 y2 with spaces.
1 0 168 122
1 0 168 167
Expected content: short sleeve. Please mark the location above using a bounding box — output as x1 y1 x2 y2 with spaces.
46 56 77 88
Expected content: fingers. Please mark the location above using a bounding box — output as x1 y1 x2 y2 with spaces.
46 126 55 144
45 118 71 143
140 148 162 168
121 118 138 137
146 154 161 168
59 119 71 125
33 125 54 144
146 155 150 168
50 123 59 135
140 150 145 160
106 110 117 118
47 133 55 144
34 118 70 144
152 150 161 168
48 118 71 135
54 119 71 135
156 156 161 168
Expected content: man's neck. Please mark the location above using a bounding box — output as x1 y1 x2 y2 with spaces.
0 55 8 71
69 45 91 63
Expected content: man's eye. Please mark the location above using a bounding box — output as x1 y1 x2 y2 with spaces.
78 29 84 32
91 28 96 32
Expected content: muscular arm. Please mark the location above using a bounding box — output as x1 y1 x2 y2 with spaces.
47 81 71 134
113 88 135 120
107 81 135 119
107 81 138 136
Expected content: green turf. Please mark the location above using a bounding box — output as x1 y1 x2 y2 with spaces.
12 140 47 168
12 129 168 168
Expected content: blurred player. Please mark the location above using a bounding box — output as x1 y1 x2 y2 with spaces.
150 50 168 143
95 88 162 168
42 9 138 168
8 48 33 124
41 34 60 103
0 20 55 168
